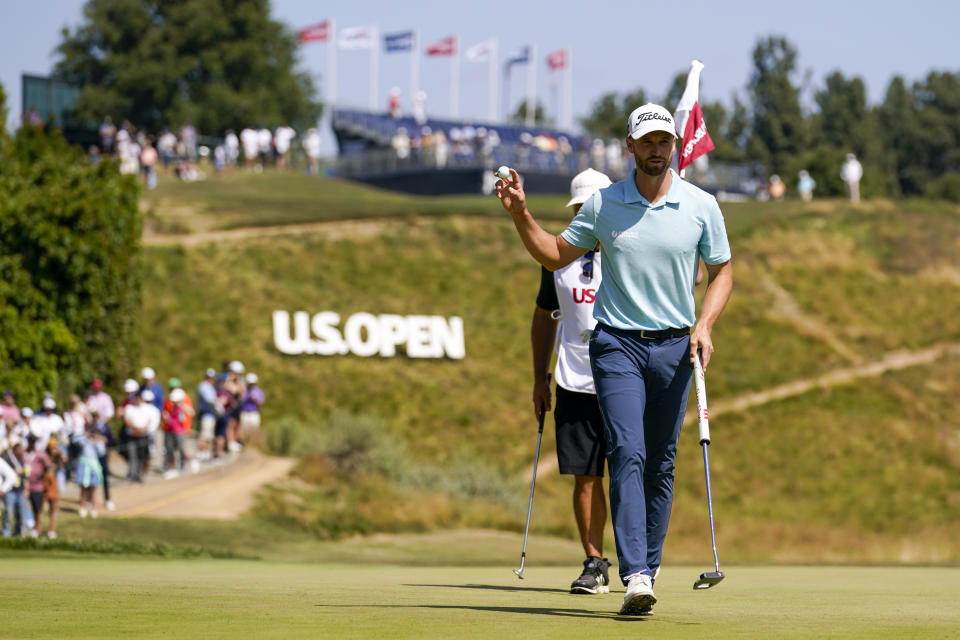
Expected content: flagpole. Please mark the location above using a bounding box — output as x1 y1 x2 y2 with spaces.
450 36 460 118
370 25 380 112
329 19 337 107
489 39 499 122
411 30 420 115
525 44 537 127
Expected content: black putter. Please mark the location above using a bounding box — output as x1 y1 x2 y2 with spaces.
514 375 549 579
692 353 725 590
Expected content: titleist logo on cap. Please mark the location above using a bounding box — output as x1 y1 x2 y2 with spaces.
635 112 672 125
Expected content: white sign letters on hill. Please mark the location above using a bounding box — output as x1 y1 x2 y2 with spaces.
273 311 465 359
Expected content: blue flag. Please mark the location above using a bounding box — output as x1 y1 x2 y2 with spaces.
384 30 415 53
506 46 530 67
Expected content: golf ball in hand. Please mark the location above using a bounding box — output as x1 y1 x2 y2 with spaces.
497 166 511 181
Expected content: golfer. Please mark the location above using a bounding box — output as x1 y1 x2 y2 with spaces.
531 168 613 595
496 103 733 616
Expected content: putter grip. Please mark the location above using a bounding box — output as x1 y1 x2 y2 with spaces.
693 353 710 444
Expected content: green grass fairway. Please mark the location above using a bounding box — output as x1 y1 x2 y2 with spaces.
4 555 958 639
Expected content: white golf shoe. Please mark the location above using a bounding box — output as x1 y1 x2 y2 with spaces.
619 572 656 616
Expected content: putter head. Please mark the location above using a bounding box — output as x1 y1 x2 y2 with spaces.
693 571 724 589
513 568 524 579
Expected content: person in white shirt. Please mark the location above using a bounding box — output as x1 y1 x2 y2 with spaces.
531 169 614 595
240 127 260 171
257 127 273 168
841 153 863 202
274 125 296 170
123 391 154 482
303 128 321 175
224 130 240 167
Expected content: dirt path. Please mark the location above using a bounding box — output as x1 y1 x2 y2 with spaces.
67 448 296 520
143 218 397 246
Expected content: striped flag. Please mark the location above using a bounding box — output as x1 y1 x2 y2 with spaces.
425 35 456 56
384 30 414 53
298 21 329 43
506 46 530 67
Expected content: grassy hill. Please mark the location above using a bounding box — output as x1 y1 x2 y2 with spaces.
137 171 960 563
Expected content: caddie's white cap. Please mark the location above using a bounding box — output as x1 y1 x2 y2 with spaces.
124 378 139 394
141 366 156 380
566 168 613 208
21 407 34 418
245 373 258 384
228 360 245 374
42 397 56 410
170 388 186 403
140 389 155 402
627 103 676 140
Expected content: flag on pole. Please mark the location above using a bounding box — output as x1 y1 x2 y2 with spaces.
506 46 530 67
384 30 414 53
298 21 330 43
465 39 495 62
673 59 715 172
339 25 376 50
546 49 567 70
425 35 456 56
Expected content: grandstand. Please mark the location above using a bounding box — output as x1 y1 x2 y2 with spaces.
332 108 593 195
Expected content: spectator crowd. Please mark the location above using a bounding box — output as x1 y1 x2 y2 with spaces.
0 362 265 539
93 116 325 189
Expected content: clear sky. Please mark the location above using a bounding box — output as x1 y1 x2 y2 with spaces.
2 0 958 133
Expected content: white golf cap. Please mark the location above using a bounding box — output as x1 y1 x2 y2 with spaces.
140 389 155 402
170 388 186 403
42 397 56 410
124 378 139 393
205 368 216 378
21 407 34 418
627 103 676 140
245 373 258 384
142 366 156 379
228 360 245 374
566 168 613 208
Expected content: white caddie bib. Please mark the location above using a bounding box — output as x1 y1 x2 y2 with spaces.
553 252 601 394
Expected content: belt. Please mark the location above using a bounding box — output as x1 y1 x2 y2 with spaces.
599 324 690 340
636 327 690 340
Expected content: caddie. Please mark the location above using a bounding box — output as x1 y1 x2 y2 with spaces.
495 103 733 616
531 168 613 595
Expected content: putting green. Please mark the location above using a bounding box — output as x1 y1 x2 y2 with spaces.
2 556 958 639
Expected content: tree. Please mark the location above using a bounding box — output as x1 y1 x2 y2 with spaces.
747 36 806 175
510 100 549 126
54 0 322 134
580 89 647 140
0 83 141 405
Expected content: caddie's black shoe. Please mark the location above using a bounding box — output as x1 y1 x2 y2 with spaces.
570 556 611 594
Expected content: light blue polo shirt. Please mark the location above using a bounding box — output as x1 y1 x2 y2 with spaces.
560 168 731 331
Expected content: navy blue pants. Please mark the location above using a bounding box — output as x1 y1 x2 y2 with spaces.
589 324 692 584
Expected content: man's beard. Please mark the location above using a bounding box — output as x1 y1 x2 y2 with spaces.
638 155 669 177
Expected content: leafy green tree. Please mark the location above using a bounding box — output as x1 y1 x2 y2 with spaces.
0 84 141 405
747 36 806 175
54 0 321 134
580 89 647 140
510 100 549 126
